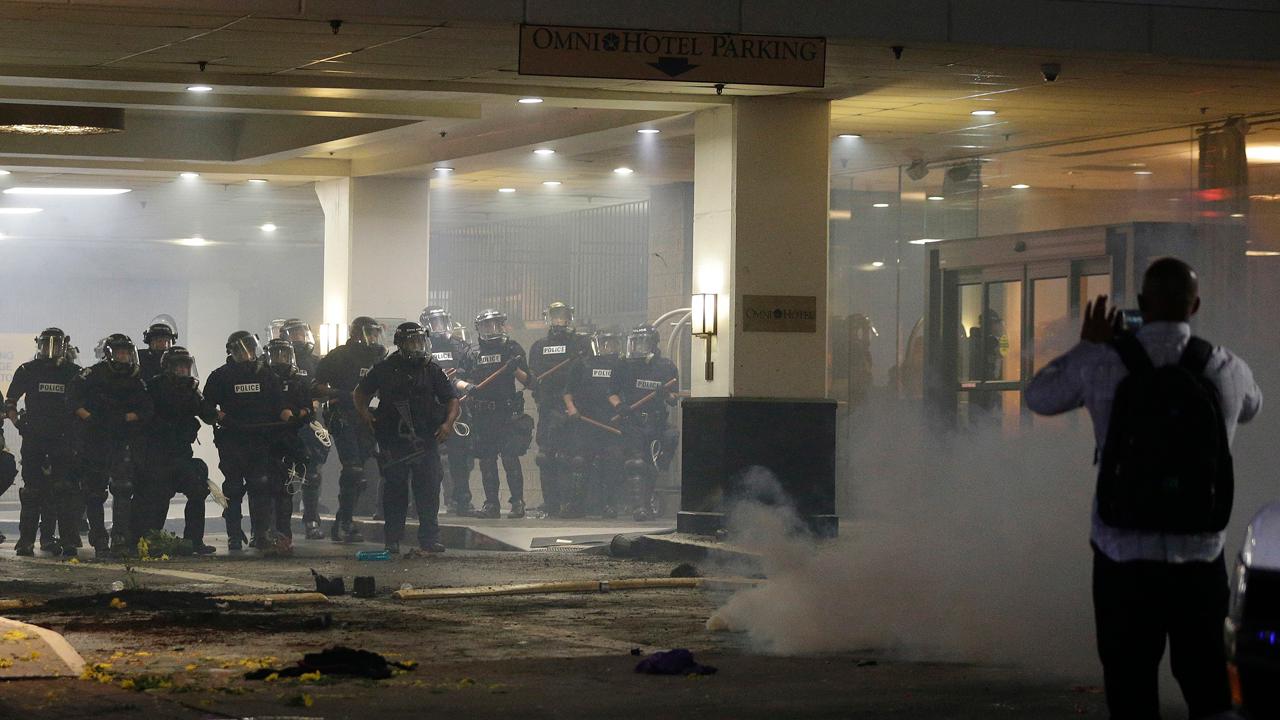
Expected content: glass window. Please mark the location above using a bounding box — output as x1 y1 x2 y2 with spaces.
983 280 1022 383
1032 277 1072 374
957 284 983 382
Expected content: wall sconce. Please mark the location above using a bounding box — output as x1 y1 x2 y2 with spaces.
319 322 347 355
691 292 718 381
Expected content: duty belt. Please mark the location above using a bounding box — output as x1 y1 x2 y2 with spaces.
470 399 501 412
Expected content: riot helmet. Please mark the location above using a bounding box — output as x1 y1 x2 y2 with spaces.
544 301 574 337
420 306 451 336
225 331 260 364
103 334 139 374
265 318 288 341
625 325 661 361
350 316 384 347
160 346 198 379
449 321 468 344
265 338 296 375
592 327 623 358
93 336 110 361
394 322 431 360
282 318 315 355
142 321 177 352
475 309 507 344
35 327 70 361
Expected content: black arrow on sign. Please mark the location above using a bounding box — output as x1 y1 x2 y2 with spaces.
648 56 699 78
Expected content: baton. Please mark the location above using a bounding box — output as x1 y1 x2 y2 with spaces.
536 356 574 382
461 358 516 401
574 414 623 436
611 378 679 422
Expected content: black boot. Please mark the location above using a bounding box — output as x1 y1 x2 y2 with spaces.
477 502 501 519
16 487 41 556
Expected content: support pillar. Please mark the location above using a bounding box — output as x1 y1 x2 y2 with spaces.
679 96 837 536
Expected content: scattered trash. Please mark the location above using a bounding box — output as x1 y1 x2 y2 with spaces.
399 583 413 592
856 659 878 667
356 549 391 561
634 649 717 676
244 646 415 681
352 577 377 598
630 648 642 656
311 569 345 596
109 598 127 610
110 581 125 592
137 530 193 559
670 563 702 578
705 613 732 632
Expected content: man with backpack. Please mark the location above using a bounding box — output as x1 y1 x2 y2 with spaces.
1026 258 1261 719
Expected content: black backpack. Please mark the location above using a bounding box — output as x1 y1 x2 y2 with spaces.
1096 334 1233 533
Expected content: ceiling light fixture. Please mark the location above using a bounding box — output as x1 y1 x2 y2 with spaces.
175 236 209 247
247 178 268 184
0 207 42 214
0 103 125 135
613 167 634 175
637 128 660 135
186 85 214 93
533 148 556 156
498 187 516 193
970 109 997 116
1011 183 1031 190
909 238 945 245
542 180 562 187
1231 213 1246 218
1246 250 1280 257
434 167 454 174
1133 170 1154 176
260 223 277 232
179 172 199 180
871 261 885 267
927 195 945 201
872 202 890 208
837 133 861 139
518 97 544 104
3 187 130 196
0 169 10 175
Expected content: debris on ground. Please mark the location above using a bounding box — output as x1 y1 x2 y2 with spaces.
705 612 733 632
669 563 702 578
244 646 415 681
311 568 346 596
634 648 717 676
137 530 194 559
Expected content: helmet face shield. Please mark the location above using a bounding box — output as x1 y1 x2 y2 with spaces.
593 333 622 357
625 331 658 360
399 331 430 359
105 337 139 372
546 304 573 328
476 317 505 342
149 336 174 352
352 321 384 346
36 333 68 360
283 321 315 353
426 313 450 335
267 341 296 369
162 352 197 379
229 335 260 363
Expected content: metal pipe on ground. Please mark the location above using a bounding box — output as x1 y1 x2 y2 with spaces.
392 577 761 601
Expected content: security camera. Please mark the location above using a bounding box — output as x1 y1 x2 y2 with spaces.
1041 62 1061 83
906 158 929 181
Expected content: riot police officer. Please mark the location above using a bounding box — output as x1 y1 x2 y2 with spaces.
314 316 386 541
203 332 291 552
138 347 214 554
464 309 535 519
421 306 477 516
0 422 16 547
138 321 178 382
281 318 328 539
562 328 627 518
265 339 313 552
619 325 680 521
69 334 153 556
354 322 458 554
6 328 82 556
528 301 589 517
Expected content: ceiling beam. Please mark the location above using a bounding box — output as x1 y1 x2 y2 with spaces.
0 155 349 178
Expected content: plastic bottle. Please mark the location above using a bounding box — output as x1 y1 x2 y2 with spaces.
356 549 391 561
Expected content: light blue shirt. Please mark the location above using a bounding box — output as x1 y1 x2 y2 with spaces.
1025 321 1262 563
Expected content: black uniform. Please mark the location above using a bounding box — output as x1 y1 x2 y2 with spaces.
430 332 476 513
6 357 82 550
466 338 533 511
139 374 210 547
268 367 312 540
358 351 455 547
138 349 164 384
202 359 285 547
563 353 625 516
68 362 154 550
528 329 589 516
315 340 385 531
289 343 328 527
619 357 680 518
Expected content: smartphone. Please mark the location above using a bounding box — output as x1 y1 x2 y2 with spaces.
1119 309 1143 333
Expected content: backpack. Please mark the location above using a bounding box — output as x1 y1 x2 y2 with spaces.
1096 334 1233 533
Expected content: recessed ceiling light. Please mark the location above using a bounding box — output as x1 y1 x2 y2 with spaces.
533 148 556 156
0 207 42 214
927 195 945 201
971 109 997 116
613 167 634 175
175 236 209 246
1231 213 1246 218
518 97 544 104
542 180 562 187
3 187 130 196
434 167 453 174
247 178 268 184
179 172 199 180
1246 250 1280 256
1133 170 1153 176
186 85 214 93
260 223 277 232
637 128 660 135
872 202 890 208
837 133 861 139
498 187 516 193
1011 183 1031 190
871 261 885 268
0 169 10 175
909 238 945 245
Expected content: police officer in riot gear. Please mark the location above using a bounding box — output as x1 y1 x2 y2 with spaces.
563 328 627 518
6 328 83 556
0 422 16 547
265 339 313 553
315 316 386 541
619 325 680 521
138 321 178 382
528 301 589 517
421 306 477 515
464 309 535 519
281 318 328 539
138 347 215 554
203 332 291 552
355 322 459 554
69 333 153 556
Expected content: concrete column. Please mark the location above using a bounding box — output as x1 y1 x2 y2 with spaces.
317 176 432 327
681 96 837 536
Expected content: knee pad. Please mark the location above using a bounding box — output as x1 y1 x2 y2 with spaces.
340 465 367 491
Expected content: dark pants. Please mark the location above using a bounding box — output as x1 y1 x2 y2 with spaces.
299 424 329 525
80 433 137 548
1092 547 1232 720
18 435 79 548
138 452 208 545
442 438 474 510
216 433 272 544
535 408 569 513
471 408 526 505
330 411 377 524
380 440 442 546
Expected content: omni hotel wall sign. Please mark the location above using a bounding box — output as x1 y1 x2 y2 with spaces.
742 295 818 333
519 25 826 88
